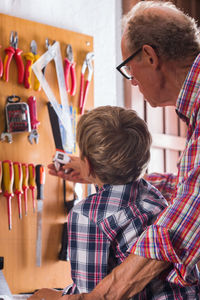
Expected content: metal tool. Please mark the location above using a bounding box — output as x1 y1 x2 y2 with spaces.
0 46 3 78
2 160 14 230
3 31 24 84
35 164 45 266
0 257 13 299
13 162 23 219
28 96 40 144
24 40 41 90
32 41 74 153
79 52 94 115
1 95 31 144
28 164 36 212
22 163 29 216
64 44 76 96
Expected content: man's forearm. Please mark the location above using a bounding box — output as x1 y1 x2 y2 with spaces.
60 254 170 300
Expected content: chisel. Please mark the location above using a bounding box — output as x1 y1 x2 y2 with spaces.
35 164 45 266
22 163 29 215
2 160 14 230
13 162 23 219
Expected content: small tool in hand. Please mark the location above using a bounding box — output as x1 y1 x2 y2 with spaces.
35 164 45 266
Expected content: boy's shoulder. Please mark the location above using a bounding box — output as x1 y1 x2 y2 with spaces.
71 179 168 223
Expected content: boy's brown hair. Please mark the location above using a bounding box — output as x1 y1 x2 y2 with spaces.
77 106 152 185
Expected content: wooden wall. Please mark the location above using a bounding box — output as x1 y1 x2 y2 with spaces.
0 14 93 293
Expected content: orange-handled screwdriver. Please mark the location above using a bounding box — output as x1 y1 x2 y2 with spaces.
28 164 36 212
2 160 14 230
22 163 29 216
13 162 23 219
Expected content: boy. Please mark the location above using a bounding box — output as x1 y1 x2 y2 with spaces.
63 106 169 297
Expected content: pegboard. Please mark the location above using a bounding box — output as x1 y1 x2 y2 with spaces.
0 13 94 293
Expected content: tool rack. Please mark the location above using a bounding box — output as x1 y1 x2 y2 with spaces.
0 13 94 293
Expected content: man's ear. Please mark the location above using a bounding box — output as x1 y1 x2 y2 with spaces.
142 45 159 69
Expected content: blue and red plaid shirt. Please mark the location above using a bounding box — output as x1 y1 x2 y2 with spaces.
64 179 199 298
131 54 200 289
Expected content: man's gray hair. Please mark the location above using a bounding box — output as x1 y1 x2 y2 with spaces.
123 1 200 61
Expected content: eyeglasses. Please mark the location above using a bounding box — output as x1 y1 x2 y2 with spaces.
116 48 142 80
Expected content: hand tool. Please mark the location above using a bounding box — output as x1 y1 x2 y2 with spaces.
2 160 14 230
64 44 76 96
79 52 94 115
0 257 13 298
3 31 24 84
22 163 29 216
0 46 3 78
24 40 41 90
32 41 74 153
28 164 36 212
35 164 45 266
28 96 40 144
47 102 70 171
1 95 31 143
13 162 23 219
42 38 55 75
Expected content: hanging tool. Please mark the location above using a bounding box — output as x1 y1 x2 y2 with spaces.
0 46 3 78
2 160 14 230
79 52 94 115
32 41 74 152
35 164 45 266
64 44 76 96
22 163 29 216
24 40 41 90
42 38 55 75
1 95 31 143
28 164 36 212
13 162 23 219
28 96 40 144
3 31 24 84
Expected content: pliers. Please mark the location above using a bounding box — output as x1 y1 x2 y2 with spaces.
3 31 24 84
24 40 41 91
64 44 76 96
79 52 94 115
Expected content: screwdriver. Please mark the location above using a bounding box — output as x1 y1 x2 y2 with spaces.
22 163 29 216
2 160 14 230
28 164 36 212
35 164 45 266
13 162 23 219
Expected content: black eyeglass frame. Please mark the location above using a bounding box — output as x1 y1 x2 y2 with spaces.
116 48 142 80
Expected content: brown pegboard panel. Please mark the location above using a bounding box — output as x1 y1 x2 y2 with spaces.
0 13 93 293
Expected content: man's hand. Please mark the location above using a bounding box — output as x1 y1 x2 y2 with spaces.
28 288 62 300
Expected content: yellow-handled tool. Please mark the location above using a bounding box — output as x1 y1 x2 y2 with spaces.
24 40 40 91
2 160 14 230
28 164 36 212
22 163 29 215
13 162 23 219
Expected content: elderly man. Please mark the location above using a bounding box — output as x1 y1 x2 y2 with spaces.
32 1 200 299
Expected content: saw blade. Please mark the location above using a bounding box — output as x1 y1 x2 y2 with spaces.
36 199 43 267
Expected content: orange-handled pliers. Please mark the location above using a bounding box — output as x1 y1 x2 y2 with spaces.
79 52 94 115
64 44 76 96
3 31 24 84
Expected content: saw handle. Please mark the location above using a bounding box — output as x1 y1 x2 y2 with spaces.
36 165 45 200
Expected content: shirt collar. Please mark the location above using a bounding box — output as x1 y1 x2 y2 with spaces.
176 53 200 122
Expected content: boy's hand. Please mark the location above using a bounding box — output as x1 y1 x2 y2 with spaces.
48 155 90 184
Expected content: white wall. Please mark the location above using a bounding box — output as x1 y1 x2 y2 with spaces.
0 0 123 107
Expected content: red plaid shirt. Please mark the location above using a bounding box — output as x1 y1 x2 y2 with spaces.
131 54 200 286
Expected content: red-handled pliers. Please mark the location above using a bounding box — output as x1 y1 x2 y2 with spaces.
79 52 94 115
3 31 24 84
64 44 76 96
